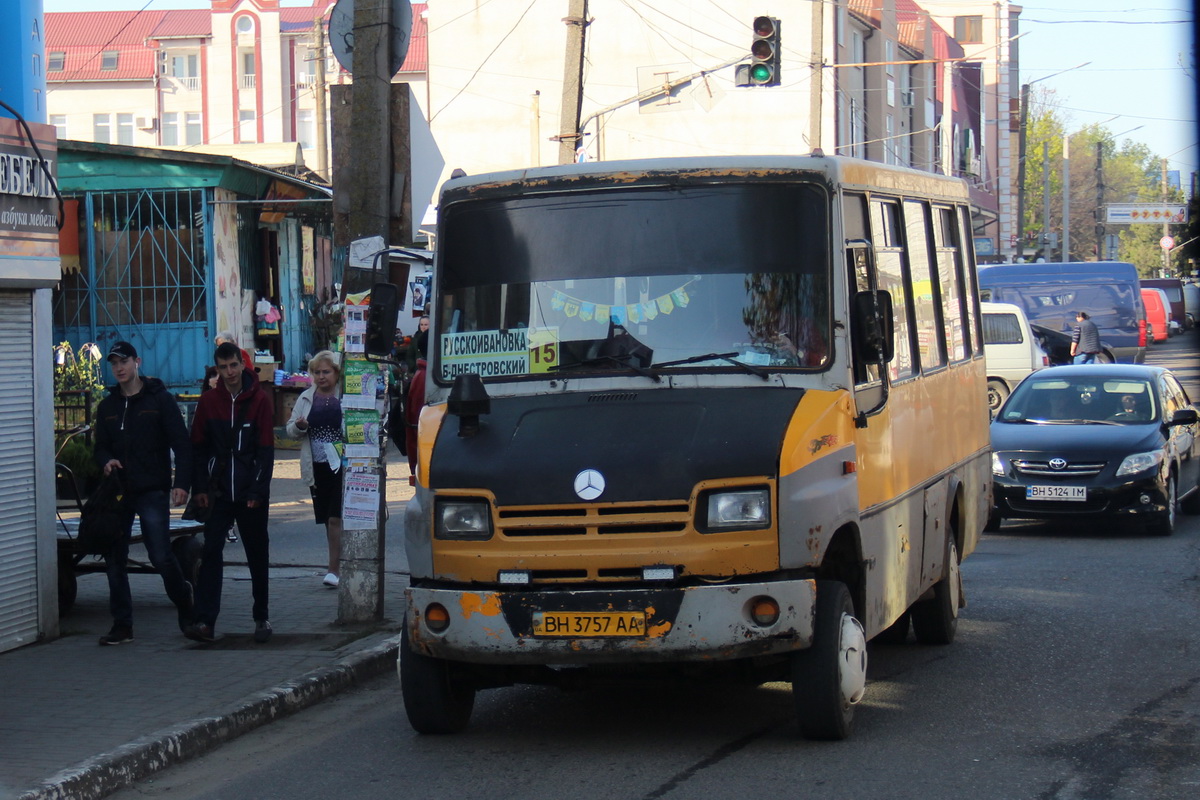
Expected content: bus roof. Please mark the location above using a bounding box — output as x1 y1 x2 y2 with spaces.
439 155 971 204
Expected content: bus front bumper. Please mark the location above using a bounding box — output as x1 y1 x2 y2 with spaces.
405 580 817 665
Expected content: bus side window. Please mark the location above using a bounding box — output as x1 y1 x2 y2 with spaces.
934 205 970 362
844 192 880 387
903 199 946 372
958 205 984 356
870 199 916 382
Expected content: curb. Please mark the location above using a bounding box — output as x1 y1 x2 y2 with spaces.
17 635 402 800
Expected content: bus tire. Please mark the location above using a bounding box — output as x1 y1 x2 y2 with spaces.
399 627 475 734
912 535 960 645
791 581 866 740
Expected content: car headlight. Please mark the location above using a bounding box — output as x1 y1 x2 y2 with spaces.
702 488 771 532
1115 451 1164 477
435 499 493 540
991 452 1006 476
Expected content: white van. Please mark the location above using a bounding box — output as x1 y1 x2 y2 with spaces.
980 301 1050 413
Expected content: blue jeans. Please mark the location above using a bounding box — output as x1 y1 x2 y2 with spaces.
1073 352 1097 364
104 489 191 629
192 499 270 628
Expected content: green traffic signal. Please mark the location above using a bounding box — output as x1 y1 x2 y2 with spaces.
750 63 774 84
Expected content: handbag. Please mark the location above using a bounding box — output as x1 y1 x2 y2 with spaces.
76 472 127 556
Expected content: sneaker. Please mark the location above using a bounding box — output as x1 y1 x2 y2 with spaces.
254 620 273 644
176 581 194 633
226 528 238 543
184 623 215 643
98 626 133 646
323 572 339 588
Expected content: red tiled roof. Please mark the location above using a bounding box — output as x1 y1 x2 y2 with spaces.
46 3 428 81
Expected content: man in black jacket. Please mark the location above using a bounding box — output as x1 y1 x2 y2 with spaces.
93 341 193 645
185 341 275 644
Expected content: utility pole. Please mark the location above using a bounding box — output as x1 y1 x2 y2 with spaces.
1016 83 1031 259
1062 134 1070 262
341 0 394 624
1162 158 1170 276
808 0 823 151
557 0 587 165
1094 142 1104 260
312 16 329 181
1042 141 1051 259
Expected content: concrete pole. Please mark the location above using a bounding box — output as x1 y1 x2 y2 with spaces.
1062 134 1070 262
558 0 588 165
312 16 329 181
1094 142 1104 260
808 0 823 152
1042 140 1050 258
941 59 954 176
340 0 393 624
1162 158 1170 276
1015 83 1030 260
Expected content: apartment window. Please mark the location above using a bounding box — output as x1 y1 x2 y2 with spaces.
48 51 65 72
887 76 896 107
93 114 111 143
241 52 256 89
101 50 119 71
172 54 199 89
297 108 314 150
185 112 202 145
954 16 983 44
50 115 67 138
117 113 134 145
162 112 179 146
885 115 897 165
239 110 256 141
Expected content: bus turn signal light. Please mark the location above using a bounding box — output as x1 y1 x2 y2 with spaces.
750 597 780 627
425 603 450 632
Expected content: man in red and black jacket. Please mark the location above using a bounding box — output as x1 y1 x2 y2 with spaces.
185 341 275 644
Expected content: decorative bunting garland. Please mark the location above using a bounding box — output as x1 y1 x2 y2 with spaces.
548 280 695 326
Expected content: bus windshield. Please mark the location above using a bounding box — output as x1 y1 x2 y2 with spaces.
435 182 831 382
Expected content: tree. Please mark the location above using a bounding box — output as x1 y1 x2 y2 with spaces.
1020 87 1182 273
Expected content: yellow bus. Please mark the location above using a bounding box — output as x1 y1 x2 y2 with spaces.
395 155 991 740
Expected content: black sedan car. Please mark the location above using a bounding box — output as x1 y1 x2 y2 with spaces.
989 364 1200 535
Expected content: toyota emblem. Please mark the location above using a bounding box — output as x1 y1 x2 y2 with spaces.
1048 458 1068 470
574 469 606 500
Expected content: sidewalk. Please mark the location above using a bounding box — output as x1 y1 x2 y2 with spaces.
1 451 415 800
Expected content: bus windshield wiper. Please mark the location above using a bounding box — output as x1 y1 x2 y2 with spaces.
652 352 770 380
549 354 661 382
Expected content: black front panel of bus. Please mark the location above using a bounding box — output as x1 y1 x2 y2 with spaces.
429 388 803 506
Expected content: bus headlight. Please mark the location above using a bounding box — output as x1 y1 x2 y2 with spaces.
1116 451 1163 477
435 499 493 540
701 488 771 531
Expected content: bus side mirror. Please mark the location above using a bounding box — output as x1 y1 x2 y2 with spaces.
448 373 490 437
853 289 894 364
365 282 400 358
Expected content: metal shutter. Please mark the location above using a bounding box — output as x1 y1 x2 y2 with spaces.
0 291 38 651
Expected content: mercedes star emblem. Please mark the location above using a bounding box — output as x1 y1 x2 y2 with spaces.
574 469 606 501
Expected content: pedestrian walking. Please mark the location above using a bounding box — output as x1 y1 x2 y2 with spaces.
200 364 237 543
1070 311 1102 364
93 341 194 645
185 341 275 644
285 351 344 589
405 328 429 486
215 330 255 371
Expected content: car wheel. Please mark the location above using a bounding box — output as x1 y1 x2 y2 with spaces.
791 581 866 740
399 625 476 734
912 535 961 645
1148 475 1176 536
986 380 1010 414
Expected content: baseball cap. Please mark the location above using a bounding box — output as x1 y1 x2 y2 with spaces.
106 341 138 361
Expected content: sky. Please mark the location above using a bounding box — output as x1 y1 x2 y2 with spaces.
41 0 1199 179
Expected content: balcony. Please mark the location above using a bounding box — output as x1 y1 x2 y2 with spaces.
240 74 256 90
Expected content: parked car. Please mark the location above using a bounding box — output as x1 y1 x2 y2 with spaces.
1183 282 1199 330
1141 277 1187 331
988 364 1200 535
1141 287 1169 343
981 301 1050 413
978 261 1147 363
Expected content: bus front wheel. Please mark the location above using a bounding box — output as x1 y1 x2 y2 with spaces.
790 581 867 740
399 627 476 734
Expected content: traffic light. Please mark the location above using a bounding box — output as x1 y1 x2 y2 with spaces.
749 16 780 86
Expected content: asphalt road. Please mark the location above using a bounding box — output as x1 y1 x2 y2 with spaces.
107 332 1200 800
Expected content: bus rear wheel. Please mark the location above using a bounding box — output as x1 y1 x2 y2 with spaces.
399 626 476 734
912 535 961 645
790 581 867 740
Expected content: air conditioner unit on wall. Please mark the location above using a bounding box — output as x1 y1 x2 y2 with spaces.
900 90 914 108
136 116 158 131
